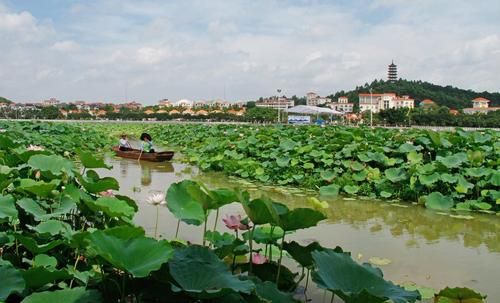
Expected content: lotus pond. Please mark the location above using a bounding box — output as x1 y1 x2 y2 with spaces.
0 121 498 303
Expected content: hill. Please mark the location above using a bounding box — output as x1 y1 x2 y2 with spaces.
0 97 13 104
328 79 500 110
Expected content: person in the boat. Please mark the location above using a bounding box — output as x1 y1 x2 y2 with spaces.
119 134 132 151
140 133 155 153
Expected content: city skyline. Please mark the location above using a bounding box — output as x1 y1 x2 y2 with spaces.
1 0 499 105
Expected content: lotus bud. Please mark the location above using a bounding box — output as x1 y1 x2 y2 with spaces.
34 170 41 179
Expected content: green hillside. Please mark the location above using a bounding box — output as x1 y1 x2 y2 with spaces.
0 96 13 104
329 79 500 110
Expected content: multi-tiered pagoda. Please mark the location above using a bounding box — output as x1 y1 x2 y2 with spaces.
388 60 397 82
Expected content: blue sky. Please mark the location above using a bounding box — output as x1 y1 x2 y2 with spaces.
1 0 499 104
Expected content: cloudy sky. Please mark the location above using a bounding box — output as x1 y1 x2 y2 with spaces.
1 0 499 104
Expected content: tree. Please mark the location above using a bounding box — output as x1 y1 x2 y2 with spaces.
39 106 61 119
245 107 277 122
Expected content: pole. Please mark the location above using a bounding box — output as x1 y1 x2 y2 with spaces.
277 89 282 124
369 88 373 128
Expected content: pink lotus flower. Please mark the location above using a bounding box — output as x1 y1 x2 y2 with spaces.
222 214 250 231
100 189 115 197
252 253 268 265
34 170 41 179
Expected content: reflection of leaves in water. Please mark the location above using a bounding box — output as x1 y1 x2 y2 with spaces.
195 172 500 254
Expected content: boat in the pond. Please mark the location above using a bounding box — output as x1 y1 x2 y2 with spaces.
112 147 174 162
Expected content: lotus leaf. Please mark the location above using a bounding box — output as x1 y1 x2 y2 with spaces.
0 262 25 301
87 229 173 277
312 250 420 303
166 180 208 225
319 184 340 197
385 168 407 183
78 174 119 194
248 262 298 290
169 246 254 298
15 234 65 254
17 179 57 197
22 267 71 289
253 278 299 303
343 185 360 194
84 196 136 219
424 192 454 211
32 254 57 268
436 153 467 169
16 198 47 220
27 154 75 176
434 287 485 303
0 194 17 221
419 173 440 186
33 220 73 238
243 226 284 244
283 241 325 268
278 208 326 231
21 287 102 303
77 149 111 169
489 172 500 186
242 198 280 225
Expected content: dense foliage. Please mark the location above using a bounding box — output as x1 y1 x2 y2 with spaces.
137 124 499 213
329 79 500 109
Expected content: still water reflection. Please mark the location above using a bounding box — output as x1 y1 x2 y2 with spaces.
98 156 500 302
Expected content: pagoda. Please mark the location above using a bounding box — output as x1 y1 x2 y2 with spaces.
388 60 397 82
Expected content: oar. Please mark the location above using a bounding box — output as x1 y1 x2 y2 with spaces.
137 149 143 162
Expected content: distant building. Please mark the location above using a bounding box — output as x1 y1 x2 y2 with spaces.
256 96 294 110
419 99 436 107
42 98 60 107
388 61 397 82
122 101 142 110
358 92 414 113
176 99 193 108
158 99 172 107
329 96 354 113
306 92 331 106
463 97 499 114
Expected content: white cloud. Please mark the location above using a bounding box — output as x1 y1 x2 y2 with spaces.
0 0 499 103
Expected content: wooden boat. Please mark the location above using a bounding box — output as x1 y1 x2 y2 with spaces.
112 147 174 162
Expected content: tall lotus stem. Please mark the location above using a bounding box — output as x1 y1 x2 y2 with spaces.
212 209 220 232
154 206 159 239
175 219 181 238
268 226 275 261
275 232 286 285
330 292 335 303
304 268 310 292
248 225 256 275
202 214 208 246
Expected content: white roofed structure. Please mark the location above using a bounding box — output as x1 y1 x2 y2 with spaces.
286 105 343 115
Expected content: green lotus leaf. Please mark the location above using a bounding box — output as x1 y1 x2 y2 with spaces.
0 194 17 221
424 192 454 211
205 231 236 248
279 139 296 151
242 198 280 225
380 191 392 198
419 173 440 186
84 196 136 219
436 153 467 169
21 287 102 303
343 185 360 194
0 262 25 301
303 162 314 169
441 174 458 184
248 262 298 290
28 154 75 176
352 170 368 181
407 151 423 164
253 278 299 303
22 267 71 289
33 220 73 238
278 208 326 231
276 156 290 167
17 179 57 197
78 174 119 194
283 241 325 268
385 168 407 183
32 254 57 268
15 234 65 254
319 184 340 197
242 226 284 244
77 149 111 169
488 172 500 186
434 287 485 303
87 229 173 277
16 198 47 220
455 176 474 194
465 168 491 178
320 170 336 181
169 246 254 298
350 161 365 171
0 134 17 149
207 188 238 209
312 250 420 303
166 180 208 226
398 143 421 153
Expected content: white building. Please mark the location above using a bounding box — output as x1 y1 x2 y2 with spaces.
42 98 60 107
175 99 194 108
256 96 294 110
358 93 414 113
306 92 331 106
158 99 172 107
463 97 499 114
330 96 354 113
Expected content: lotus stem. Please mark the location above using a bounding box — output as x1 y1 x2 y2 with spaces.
69 253 81 288
121 273 126 302
248 225 256 275
212 208 219 232
13 223 19 258
330 292 335 303
304 268 310 292
202 214 208 246
269 226 275 261
154 206 159 239
175 219 181 238
275 232 286 285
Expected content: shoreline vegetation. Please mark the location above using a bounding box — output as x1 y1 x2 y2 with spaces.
0 120 491 302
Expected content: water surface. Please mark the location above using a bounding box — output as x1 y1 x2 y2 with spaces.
98 156 500 302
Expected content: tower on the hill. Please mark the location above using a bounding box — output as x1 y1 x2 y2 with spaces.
388 60 397 82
